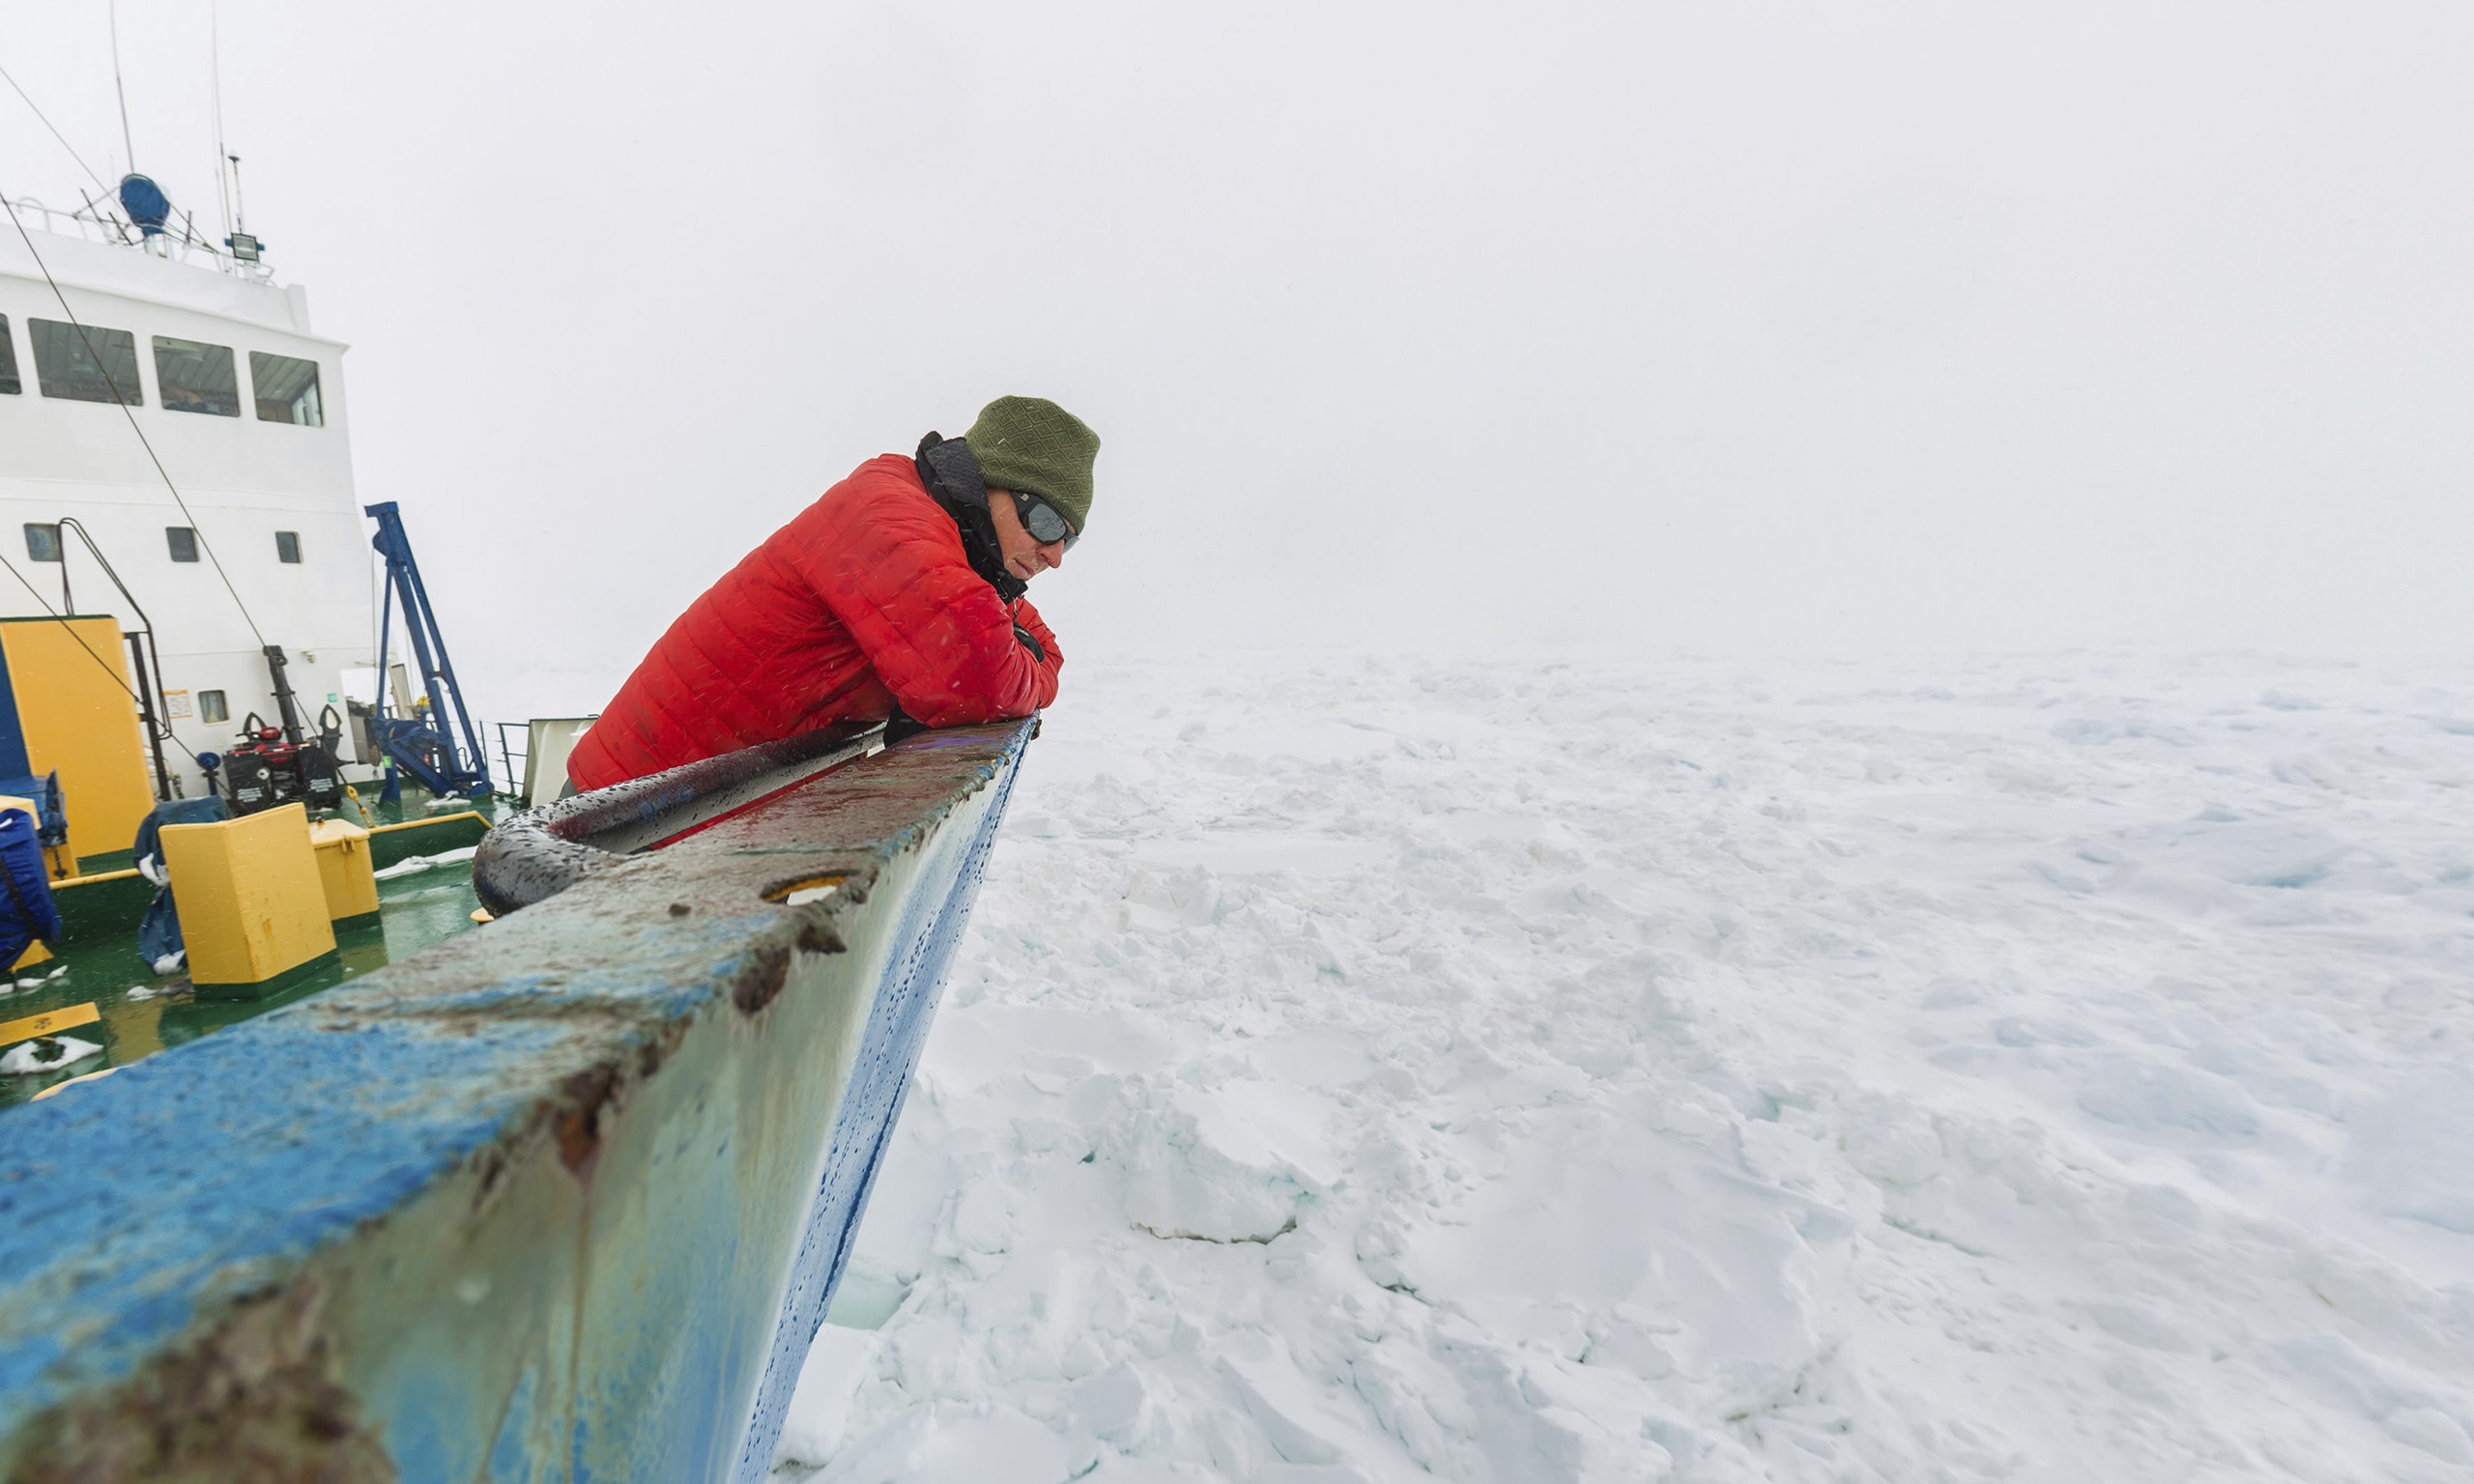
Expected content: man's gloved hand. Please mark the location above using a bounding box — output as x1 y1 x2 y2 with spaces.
1013 623 1047 663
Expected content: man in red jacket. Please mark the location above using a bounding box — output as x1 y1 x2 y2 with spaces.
565 396 1098 790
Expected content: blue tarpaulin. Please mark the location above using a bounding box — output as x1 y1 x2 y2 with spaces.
0 811 62 970
134 797 231 971
0 773 67 848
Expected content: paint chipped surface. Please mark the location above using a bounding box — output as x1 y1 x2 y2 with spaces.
0 721 1031 1482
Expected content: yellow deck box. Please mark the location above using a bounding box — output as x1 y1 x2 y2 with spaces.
160 804 337 999
0 615 156 874
309 817 383 931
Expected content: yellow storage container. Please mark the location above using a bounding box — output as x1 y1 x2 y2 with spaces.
308 817 383 931
159 804 336 999
0 616 156 875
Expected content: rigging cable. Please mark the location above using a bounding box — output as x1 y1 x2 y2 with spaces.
2 189 272 649
0 62 112 193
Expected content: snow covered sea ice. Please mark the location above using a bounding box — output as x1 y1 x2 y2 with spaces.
774 650 2474 1483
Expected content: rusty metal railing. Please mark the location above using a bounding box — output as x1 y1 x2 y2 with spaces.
472 722 884 917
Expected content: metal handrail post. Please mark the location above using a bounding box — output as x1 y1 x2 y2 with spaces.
56 516 176 798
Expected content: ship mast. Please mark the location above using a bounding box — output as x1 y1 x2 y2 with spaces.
212 0 235 243
108 0 137 174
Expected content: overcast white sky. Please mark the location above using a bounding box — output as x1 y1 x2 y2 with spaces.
6 2 2471 720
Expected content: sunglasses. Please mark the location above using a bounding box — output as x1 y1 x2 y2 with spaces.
1012 491 1079 551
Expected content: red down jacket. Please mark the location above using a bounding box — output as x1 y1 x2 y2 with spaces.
566 453 1061 789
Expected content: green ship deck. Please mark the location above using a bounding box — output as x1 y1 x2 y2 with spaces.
0 797 502 1111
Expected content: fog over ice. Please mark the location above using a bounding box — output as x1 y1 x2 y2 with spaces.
3 1 2468 717
8 11 2474 1479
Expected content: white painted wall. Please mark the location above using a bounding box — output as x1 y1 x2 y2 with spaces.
0 228 373 795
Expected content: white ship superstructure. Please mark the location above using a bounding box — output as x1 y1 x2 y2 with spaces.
0 206 374 796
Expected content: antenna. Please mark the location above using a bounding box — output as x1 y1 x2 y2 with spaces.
211 0 234 244
222 153 261 267
108 0 136 172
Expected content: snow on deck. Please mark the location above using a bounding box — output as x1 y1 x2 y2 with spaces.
775 652 2474 1482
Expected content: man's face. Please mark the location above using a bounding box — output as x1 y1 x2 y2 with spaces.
987 487 1070 583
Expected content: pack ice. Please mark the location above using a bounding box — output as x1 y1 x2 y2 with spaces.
773 652 2474 1483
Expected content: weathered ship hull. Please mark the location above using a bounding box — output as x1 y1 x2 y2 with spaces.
0 720 1032 1482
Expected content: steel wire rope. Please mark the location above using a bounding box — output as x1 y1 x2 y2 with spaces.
0 62 112 193
2 188 271 650
0 548 211 772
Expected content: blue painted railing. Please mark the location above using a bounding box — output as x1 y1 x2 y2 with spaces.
0 719 1032 1481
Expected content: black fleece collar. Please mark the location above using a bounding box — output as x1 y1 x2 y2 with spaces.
915 432 1026 605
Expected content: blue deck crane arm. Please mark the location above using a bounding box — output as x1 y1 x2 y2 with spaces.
365 501 493 797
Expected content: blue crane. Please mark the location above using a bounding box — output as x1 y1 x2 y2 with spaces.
365 501 493 798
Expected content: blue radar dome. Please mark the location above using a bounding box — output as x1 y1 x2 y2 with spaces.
118 173 171 238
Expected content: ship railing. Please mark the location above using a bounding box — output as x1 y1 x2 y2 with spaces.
1 194 273 281
494 720 529 804
0 717 1034 1482
473 721 886 917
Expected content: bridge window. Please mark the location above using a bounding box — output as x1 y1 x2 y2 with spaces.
249 352 323 426
275 530 302 564
154 337 241 417
199 690 228 725
30 319 141 405
23 524 60 562
0 316 18 394
167 527 198 562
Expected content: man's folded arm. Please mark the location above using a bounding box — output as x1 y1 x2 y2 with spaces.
1009 597 1064 702
801 523 1056 727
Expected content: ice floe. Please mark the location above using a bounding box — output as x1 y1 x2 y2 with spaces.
0 1036 101 1077
776 651 2474 1482
374 844 479 880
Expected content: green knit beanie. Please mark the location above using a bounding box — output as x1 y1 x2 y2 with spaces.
964 396 1101 534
